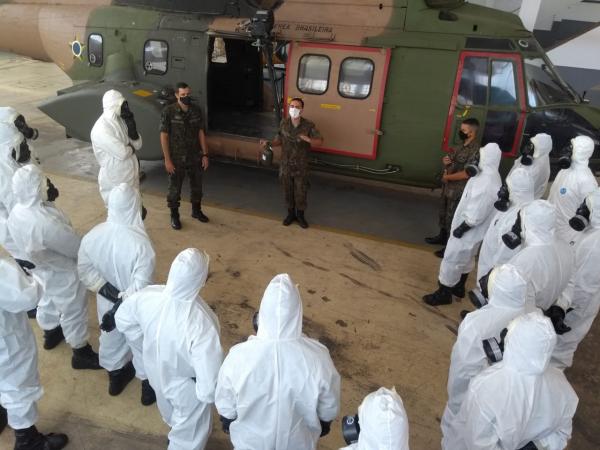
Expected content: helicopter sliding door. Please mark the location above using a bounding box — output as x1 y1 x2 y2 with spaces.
285 42 390 159
443 51 526 156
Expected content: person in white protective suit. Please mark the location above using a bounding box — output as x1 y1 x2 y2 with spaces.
441 264 529 449
423 143 502 306
340 387 409 450
78 183 156 402
505 200 574 335
552 188 600 368
0 123 24 258
0 247 69 450
8 164 100 370
469 167 534 307
90 90 144 208
215 273 341 450
0 106 39 151
446 311 578 450
548 135 598 246
115 248 223 450
508 133 552 200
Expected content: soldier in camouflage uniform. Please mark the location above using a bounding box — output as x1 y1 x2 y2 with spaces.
426 118 480 257
159 82 209 230
261 98 323 229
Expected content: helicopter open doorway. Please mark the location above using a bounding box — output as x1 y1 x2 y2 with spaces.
207 36 286 140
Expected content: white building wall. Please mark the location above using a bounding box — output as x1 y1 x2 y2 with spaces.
548 26 600 71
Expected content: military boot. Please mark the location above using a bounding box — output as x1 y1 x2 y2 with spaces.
434 247 445 259
423 283 453 306
108 361 136 396
170 208 182 230
141 205 147 221
13 425 68 450
71 344 101 370
191 203 209 223
451 273 469 298
27 308 37 319
0 405 7 434
43 326 64 350
283 209 296 226
141 379 157 406
425 229 448 245
296 210 309 229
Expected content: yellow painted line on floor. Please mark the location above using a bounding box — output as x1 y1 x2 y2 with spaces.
47 171 435 253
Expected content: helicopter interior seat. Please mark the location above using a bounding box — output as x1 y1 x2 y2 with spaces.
208 37 278 138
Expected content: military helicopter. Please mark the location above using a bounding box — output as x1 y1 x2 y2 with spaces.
0 0 598 187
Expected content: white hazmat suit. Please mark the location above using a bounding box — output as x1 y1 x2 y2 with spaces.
548 135 598 246
507 200 573 311
90 90 142 206
8 165 89 348
439 143 502 287
508 133 552 200
115 248 223 450
553 188 600 368
215 274 341 450
0 247 43 430
340 387 409 450
78 183 155 374
0 123 23 258
442 264 528 449
476 167 534 282
446 311 578 450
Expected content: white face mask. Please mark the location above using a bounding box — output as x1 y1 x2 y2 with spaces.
289 106 301 119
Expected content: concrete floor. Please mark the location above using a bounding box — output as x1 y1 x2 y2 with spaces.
0 52 599 449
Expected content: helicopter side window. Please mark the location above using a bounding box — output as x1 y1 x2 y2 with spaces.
297 54 330 95
457 56 488 106
490 60 517 106
144 40 169 75
338 58 374 99
88 33 103 67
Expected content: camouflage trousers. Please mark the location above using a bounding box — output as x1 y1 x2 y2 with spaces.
167 158 203 209
438 187 463 233
282 174 308 211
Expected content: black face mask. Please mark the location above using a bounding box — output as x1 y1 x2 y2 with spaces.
520 141 534 166
458 130 469 141
14 114 38 141
558 143 573 170
341 414 360 445
180 96 192 106
569 200 591 231
502 212 523 250
11 141 31 163
494 184 510 212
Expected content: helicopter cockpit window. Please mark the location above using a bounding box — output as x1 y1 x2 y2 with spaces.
88 33 103 67
524 57 578 107
144 40 169 75
490 60 517 106
457 56 488 106
298 54 330 95
338 58 374 99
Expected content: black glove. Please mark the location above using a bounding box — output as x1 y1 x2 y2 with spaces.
319 420 332 438
453 221 472 238
544 305 571 335
518 442 538 450
120 101 140 140
46 178 59 202
220 415 235 435
100 299 122 333
98 282 121 303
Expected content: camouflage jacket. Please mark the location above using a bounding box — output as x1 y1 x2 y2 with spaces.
159 103 204 161
445 140 480 195
275 117 322 178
